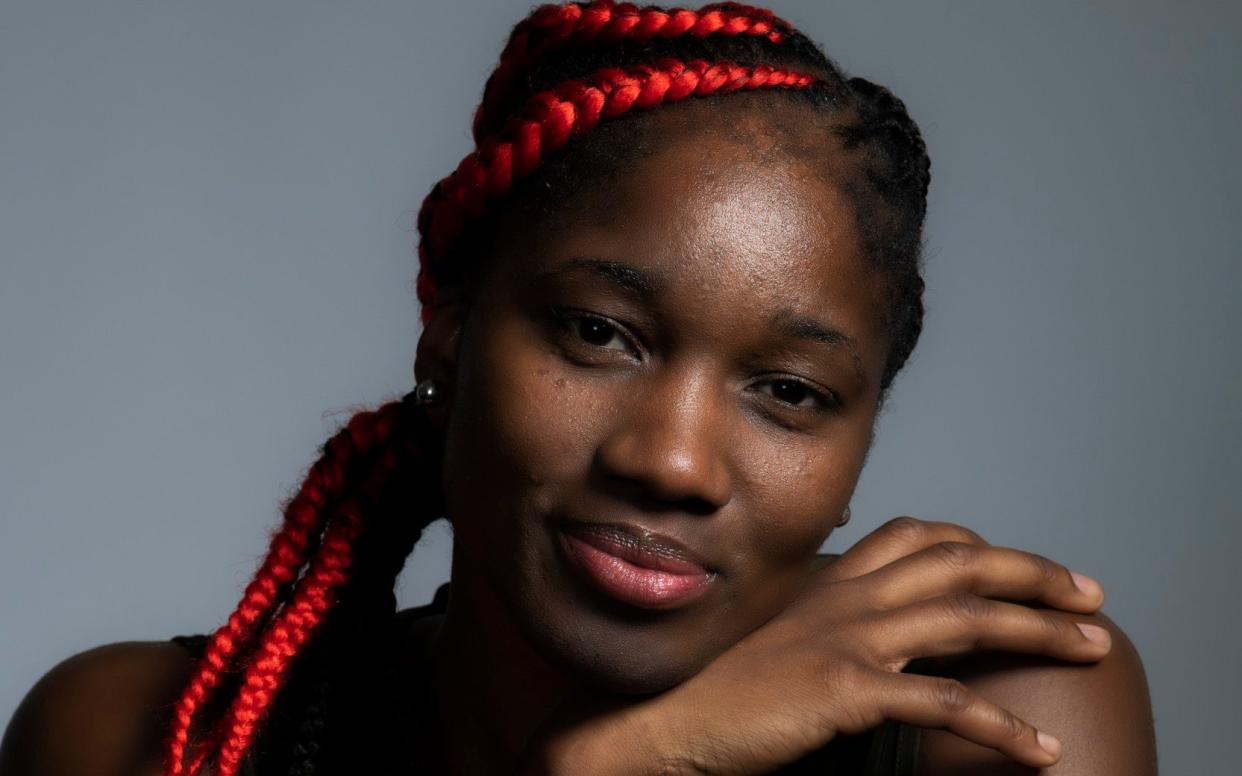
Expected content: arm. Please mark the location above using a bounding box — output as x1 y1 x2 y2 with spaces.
522 519 1124 776
0 641 195 776
916 610 1157 775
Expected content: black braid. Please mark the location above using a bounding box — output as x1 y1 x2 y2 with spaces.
837 75 931 389
250 400 446 775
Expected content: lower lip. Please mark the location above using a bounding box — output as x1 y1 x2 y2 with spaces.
557 529 715 611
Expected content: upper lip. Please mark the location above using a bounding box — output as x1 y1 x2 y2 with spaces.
558 517 718 574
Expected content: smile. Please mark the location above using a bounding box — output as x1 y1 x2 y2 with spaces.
556 522 717 611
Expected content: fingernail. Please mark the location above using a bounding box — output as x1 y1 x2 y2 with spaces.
1037 730 1062 758
1077 622 1111 646
1070 571 1102 600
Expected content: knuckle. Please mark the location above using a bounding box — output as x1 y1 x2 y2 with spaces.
1042 612 1071 639
881 516 927 544
1028 552 1062 585
816 653 852 689
859 582 896 614
814 646 866 692
999 708 1028 743
933 678 973 715
932 540 977 573
848 619 892 669
814 664 884 735
938 522 987 546
944 591 991 624
960 526 988 545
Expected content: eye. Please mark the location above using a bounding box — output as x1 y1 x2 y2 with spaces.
754 377 841 414
549 307 639 357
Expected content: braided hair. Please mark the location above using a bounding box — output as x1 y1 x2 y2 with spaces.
162 3 931 774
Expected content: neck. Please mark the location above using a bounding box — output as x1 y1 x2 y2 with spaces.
426 555 579 775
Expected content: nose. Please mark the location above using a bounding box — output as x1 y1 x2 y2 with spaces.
593 362 734 512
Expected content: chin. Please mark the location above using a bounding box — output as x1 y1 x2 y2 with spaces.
500 519 770 695
506 562 729 696
527 613 711 695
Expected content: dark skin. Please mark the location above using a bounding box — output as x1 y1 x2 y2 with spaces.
421 96 889 770
0 98 1156 776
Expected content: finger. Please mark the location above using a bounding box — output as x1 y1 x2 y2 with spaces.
871 670 1063 768
820 517 990 583
849 541 1105 613
863 593 1112 672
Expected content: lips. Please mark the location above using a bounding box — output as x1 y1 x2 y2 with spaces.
560 521 712 575
556 520 717 610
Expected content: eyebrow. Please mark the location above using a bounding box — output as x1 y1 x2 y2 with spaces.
530 257 663 302
770 308 868 383
770 308 852 349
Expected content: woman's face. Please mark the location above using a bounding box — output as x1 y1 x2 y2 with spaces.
430 99 892 694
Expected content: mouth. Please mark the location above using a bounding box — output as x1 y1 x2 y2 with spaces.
556 520 718 611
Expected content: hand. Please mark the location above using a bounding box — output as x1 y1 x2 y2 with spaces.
521 516 1110 776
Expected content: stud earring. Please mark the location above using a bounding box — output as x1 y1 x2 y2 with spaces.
412 378 441 405
836 505 851 527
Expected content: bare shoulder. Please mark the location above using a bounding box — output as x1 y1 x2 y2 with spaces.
915 609 1158 775
0 640 196 776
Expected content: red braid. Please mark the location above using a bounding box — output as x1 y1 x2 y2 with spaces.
473 1 794 142
417 56 817 324
209 439 405 776
163 400 411 776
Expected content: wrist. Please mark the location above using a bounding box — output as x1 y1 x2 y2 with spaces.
519 701 684 776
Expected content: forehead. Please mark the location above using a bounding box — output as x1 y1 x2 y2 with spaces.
489 96 890 372
604 103 862 294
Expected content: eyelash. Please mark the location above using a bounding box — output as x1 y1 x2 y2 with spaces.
547 307 843 416
551 307 640 358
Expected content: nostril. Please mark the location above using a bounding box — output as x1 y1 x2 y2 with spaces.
653 492 719 518
590 441 730 515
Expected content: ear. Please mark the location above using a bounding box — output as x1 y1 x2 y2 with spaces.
413 286 466 434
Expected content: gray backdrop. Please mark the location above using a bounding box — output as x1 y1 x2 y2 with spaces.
2 1 1238 772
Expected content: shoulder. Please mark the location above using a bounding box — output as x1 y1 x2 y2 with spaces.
0 640 197 776
914 610 1157 775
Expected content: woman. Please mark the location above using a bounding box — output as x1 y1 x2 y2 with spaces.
0 2 1156 774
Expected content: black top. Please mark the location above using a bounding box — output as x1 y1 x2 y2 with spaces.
171 582 920 774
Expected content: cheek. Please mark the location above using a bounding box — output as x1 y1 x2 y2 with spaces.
731 420 871 605
443 315 604 535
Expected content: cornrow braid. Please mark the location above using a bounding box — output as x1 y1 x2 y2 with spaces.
473 0 794 143
845 76 930 215
839 76 931 386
